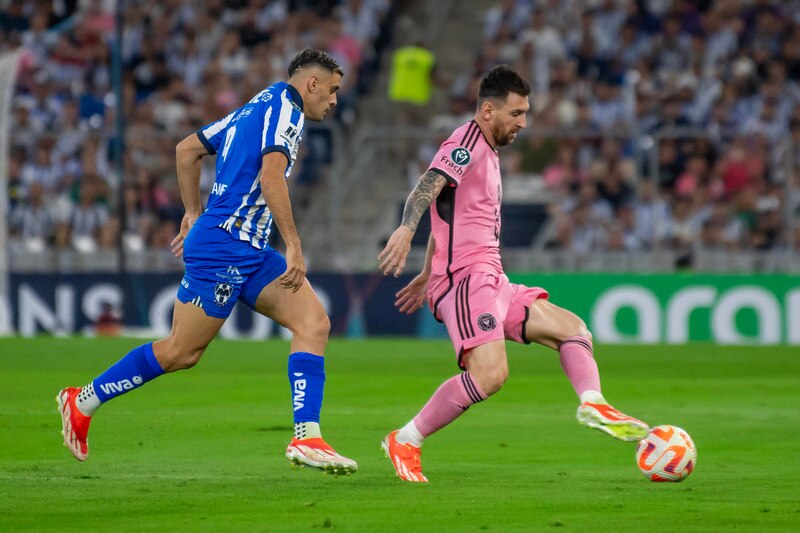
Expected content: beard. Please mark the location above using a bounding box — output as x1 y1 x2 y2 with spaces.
495 130 518 146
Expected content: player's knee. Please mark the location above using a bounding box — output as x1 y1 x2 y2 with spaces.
173 347 204 370
297 310 330 343
576 321 592 342
562 314 592 343
473 367 508 396
154 338 206 372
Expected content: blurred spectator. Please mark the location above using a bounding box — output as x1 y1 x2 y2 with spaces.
5 0 799 264
68 179 111 253
388 34 440 165
666 194 702 262
697 202 744 250
388 40 436 108
9 182 54 252
632 180 672 250
555 200 607 255
5 0 396 254
450 0 800 263
22 141 61 192
718 138 763 196
93 302 122 336
589 80 633 132
484 0 531 41
542 142 587 190
608 204 642 252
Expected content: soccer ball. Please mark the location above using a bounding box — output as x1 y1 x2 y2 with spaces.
636 425 697 482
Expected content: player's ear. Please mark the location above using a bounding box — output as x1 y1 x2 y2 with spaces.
480 99 494 119
307 75 319 93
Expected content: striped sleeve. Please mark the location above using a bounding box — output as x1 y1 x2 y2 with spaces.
261 90 302 161
196 111 235 155
427 122 481 187
427 140 462 187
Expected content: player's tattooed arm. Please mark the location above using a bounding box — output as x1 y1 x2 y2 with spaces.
380 171 448 277
400 170 448 232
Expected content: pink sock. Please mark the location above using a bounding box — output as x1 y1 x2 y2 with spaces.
413 372 487 437
559 335 602 398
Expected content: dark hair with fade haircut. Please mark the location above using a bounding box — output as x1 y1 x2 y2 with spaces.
478 64 531 101
288 49 344 77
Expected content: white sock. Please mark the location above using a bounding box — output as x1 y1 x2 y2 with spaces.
396 420 424 448
294 421 321 440
76 382 101 416
580 390 606 404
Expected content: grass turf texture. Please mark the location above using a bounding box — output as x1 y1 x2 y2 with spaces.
1 338 798 531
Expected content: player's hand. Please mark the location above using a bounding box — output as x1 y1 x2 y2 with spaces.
171 213 199 258
378 226 414 277
395 273 429 314
280 245 306 293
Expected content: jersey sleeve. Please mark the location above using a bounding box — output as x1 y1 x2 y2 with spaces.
260 91 302 162
427 138 474 187
196 111 235 155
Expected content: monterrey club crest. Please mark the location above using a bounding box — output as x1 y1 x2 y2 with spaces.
477 313 497 332
451 147 471 166
214 282 233 306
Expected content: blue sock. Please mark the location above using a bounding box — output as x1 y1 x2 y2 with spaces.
288 352 325 423
93 342 165 403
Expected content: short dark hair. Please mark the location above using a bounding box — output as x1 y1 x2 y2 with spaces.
288 49 344 77
478 64 531 101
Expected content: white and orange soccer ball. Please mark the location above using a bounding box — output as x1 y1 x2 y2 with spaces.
636 425 697 482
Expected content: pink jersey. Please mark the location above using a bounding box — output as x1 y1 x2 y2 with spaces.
427 120 503 296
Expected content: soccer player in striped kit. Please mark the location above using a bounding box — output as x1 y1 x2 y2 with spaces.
57 49 357 475
378 65 648 482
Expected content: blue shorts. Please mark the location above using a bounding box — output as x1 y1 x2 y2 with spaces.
176 221 287 318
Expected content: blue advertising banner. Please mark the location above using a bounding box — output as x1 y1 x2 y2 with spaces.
6 272 798 344
7 272 448 339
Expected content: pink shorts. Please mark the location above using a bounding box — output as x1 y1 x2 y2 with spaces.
428 271 548 369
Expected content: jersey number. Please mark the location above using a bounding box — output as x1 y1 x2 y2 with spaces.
221 125 237 161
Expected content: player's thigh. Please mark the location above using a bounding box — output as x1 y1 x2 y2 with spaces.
153 300 225 368
463 339 508 395
251 277 329 334
436 272 509 369
523 298 590 350
167 299 226 348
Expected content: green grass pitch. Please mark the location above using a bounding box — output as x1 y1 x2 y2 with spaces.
1 338 798 531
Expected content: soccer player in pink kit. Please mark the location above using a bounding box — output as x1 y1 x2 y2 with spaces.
378 65 648 482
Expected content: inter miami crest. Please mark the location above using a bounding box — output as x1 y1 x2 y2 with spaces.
477 313 497 332
214 282 233 306
450 147 471 166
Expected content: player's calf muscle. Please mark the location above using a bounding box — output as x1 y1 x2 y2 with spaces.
152 338 206 372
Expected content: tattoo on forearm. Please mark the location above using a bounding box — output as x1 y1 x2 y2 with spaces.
401 171 447 232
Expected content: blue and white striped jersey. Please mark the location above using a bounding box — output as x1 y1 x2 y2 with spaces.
196 81 305 250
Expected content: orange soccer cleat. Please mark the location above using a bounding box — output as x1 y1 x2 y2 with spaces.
381 430 428 482
285 437 358 475
56 387 92 461
577 401 649 442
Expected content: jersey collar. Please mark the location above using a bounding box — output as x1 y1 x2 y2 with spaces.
471 119 496 151
286 83 304 112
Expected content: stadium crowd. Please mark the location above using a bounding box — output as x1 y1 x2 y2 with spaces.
2 0 800 260
433 0 800 257
2 0 393 254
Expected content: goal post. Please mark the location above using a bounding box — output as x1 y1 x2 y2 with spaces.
0 49 22 335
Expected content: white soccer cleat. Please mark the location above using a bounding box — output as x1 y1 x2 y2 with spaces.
285 437 358 475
